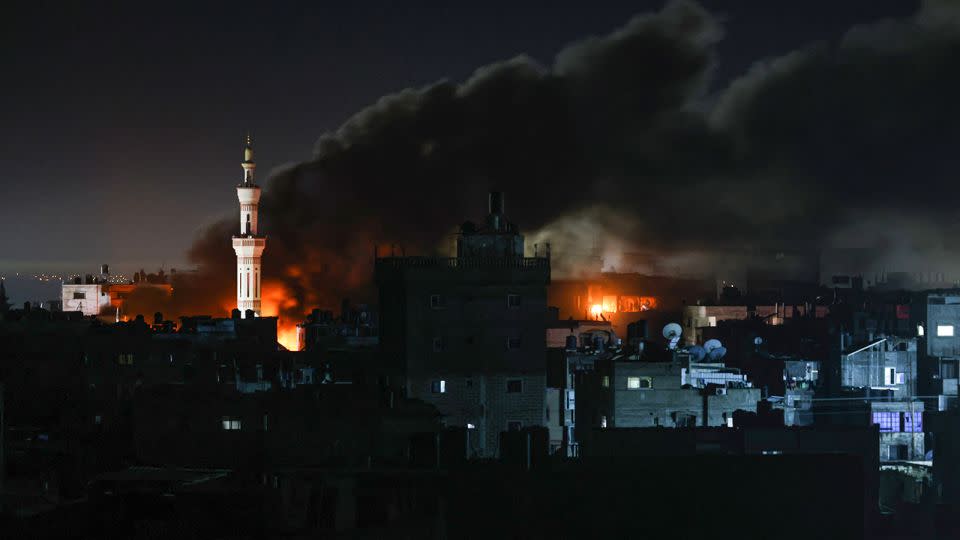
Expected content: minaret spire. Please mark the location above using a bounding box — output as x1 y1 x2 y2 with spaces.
242 131 256 185
232 133 266 318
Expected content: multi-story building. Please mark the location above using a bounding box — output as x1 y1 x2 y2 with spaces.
376 192 550 457
819 336 925 461
576 351 761 447
919 292 960 410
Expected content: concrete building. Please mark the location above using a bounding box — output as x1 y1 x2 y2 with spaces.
577 353 760 438
826 336 925 461
61 281 111 316
231 134 266 318
376 192 550 457
919 292 960 411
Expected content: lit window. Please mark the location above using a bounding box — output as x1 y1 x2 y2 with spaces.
627 377 641 389
118 353 135 365
221 416 242 431
884 367 896 386
506 379 523 393
602 296 618 313
429 294 444 309
917 324 924 337
937 325 954 337
467 423 476 429
601 415 607 428
602 375 610 388
431 380 446 394
507 294 521 309
872 411 900 433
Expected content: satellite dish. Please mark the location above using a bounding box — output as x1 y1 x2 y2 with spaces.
662 323 682 350
753 336 763 346
704 339 723 353
707 347 728 361
662 323 682 339
686 345 706 362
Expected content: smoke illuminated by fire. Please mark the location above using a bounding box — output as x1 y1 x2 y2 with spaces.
260 280 302 351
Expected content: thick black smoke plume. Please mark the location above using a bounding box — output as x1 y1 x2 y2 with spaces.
180 0 960 320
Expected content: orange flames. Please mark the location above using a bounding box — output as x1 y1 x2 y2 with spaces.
260 279 302 351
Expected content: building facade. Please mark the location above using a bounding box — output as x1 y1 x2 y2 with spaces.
376 192 550 457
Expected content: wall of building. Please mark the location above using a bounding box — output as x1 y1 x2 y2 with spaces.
605 362 759 428
408 373 545 458
61 284 109 316
926 294 960 358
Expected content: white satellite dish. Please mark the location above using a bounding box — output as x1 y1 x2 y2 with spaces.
707 346 728 361
662 323 682 339
704 339 723 353
662 323 682 350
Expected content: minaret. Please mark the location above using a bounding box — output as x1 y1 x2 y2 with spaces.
232 133 266 318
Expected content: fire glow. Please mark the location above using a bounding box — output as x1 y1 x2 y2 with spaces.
260 280 302 351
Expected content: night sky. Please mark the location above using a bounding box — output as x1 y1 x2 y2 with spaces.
2 0 918 276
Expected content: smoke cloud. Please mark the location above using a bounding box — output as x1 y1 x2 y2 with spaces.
168 0 960 323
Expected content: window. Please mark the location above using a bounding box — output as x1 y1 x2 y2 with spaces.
506 379 523 393
507 294 521 309
602 295 618 313
118 353 135 365
431 380 446 394
872 411 922 433
937 324 954 337
873 411 899 432
942 361 959 379
627 376 651 389
429 294 444 309
618 296 657 312
506 336 521 350
507 421 523 432
432 337 445 352
903 411 923 433
94 415 102 425
73 292 86 299
602 375 610 388
884 367 896 386
221 416 242 431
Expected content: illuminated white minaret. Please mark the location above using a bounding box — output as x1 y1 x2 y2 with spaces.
232 133 266 317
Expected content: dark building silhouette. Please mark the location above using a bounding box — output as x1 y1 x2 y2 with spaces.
376 192 551 457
